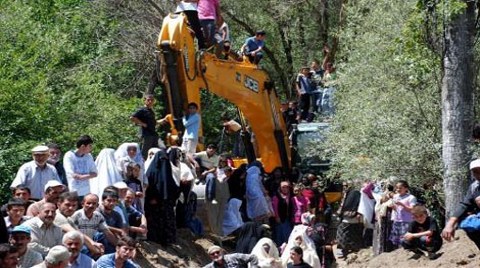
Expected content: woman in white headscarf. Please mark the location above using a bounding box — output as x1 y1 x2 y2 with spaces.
115 143 147 188
144 147 161 172
250 237 282 268
90 148 124 197
281 224 321 268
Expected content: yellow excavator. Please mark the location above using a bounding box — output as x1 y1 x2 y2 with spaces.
156 13 290 173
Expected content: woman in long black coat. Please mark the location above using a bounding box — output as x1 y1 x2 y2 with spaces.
145 149 180 246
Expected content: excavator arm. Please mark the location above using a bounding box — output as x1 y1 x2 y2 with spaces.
157 13 290 173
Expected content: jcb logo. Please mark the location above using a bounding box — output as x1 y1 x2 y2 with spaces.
244 76 259 93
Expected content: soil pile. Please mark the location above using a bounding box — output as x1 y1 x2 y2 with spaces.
338 230 480 268
134 229 215 268
132 227 480 267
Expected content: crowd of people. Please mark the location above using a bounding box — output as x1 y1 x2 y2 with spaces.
1 79 480 268
3 2 480 268
334 161 480 263
286 49 337 128
0 132 336 268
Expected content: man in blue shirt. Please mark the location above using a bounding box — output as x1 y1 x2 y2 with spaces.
241 30 266 64
97 236 139 268
181 102 201 154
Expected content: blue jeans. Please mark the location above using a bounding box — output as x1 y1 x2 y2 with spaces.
205 173 216 201
321 86 336 116
94 231 116 254
401 235 442 253
79 231 115 260
246 51 263 64
310 89 323 113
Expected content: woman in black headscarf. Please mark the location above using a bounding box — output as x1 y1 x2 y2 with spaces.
335 182 363 258
145 149 180 246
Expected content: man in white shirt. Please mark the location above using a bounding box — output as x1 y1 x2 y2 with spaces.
63 135 98 201
10 145 61 200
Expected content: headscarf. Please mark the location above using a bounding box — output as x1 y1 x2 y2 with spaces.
167 147 195 187
358 182 376 228
90 148 123 197
222 198 244 236
246 166 262 198
300 212 316 226
145 149 178 201
115 142 146 185
235 222 270 254
246 165 271 219
115 142 144 165
281 224 320 268
145 147 161 172
248 160 263 169
250 237 281 268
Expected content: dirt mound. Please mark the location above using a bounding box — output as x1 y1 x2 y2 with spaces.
134 229 215 268
131 223 479 268
338 230 480 268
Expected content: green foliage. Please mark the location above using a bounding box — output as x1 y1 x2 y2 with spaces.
326 0 443 189
200 90 238 150
0 0 139 203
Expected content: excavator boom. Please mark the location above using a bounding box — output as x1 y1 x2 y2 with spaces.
157 13 290 173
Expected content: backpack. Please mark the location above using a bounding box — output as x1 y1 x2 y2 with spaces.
460 213 480 232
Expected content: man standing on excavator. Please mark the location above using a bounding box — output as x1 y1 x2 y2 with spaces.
130 94 159 159
181 102 201 154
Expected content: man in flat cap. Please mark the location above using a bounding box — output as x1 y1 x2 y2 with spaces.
203 245 259 268
31 245 71 268
10 145 61 200
27 180 66 217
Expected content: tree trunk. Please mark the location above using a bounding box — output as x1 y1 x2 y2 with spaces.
329 0 347 63
442 1 476 218
319 0 328 46
277 24 294 99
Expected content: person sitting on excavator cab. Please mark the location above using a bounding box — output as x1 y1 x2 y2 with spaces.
241 30 266 65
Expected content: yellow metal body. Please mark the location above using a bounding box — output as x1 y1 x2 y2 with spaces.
157 13 290 173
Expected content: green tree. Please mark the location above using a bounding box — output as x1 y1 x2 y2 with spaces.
0 0 140 202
